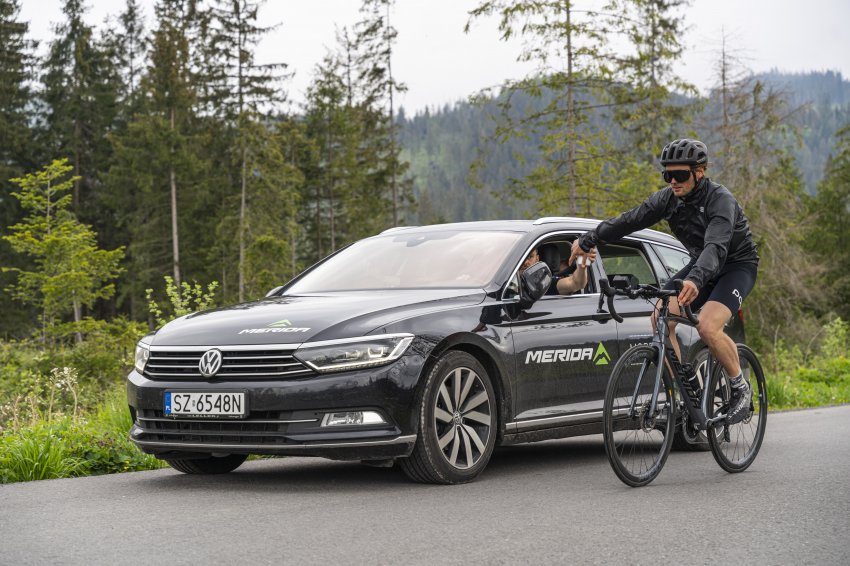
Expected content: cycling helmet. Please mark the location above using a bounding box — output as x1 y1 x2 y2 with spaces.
659 138 708 166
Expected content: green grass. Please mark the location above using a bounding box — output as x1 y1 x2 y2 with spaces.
764 318 850 410
1 386 162 484
0 423 83 483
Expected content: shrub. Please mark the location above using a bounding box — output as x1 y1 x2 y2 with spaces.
0 384 162 483
0 421 83 483
764 316 850 409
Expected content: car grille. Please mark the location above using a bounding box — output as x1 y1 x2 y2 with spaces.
135 409 316 445
143 348 314 380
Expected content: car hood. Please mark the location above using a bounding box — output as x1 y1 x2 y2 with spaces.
147 289 487 346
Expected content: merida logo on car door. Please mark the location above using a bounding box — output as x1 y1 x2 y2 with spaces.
526 342 610 365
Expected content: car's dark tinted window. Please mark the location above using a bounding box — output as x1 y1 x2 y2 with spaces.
654 244 691 272
599 244 658 286
653 244 692 285
287 230 524 292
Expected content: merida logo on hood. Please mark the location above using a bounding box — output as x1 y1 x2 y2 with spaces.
238 319 311 335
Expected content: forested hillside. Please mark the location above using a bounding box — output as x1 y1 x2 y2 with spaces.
400 70 850 224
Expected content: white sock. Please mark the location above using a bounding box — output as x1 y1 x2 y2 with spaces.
730 371 745 388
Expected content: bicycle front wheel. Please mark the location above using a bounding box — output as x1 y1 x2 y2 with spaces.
706 344 768 473
603 345 675 487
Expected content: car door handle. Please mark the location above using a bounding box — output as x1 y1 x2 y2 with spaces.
592 311 613 322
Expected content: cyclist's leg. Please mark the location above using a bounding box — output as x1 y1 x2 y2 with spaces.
655 261 698 361
696 301 739 375
696 262 758 376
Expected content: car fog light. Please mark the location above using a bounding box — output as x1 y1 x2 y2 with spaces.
321 411 387 427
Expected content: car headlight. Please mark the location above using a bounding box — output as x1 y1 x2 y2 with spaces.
134 342 150 374
294 334 414 373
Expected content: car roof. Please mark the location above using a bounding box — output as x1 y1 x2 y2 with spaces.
380 217 683 248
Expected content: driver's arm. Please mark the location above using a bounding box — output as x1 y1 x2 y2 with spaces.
556 266 588 295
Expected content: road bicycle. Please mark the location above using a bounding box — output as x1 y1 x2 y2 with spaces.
598 277 767 487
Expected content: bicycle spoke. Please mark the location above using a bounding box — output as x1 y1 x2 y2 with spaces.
603 345 675 487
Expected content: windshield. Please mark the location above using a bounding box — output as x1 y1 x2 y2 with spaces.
287 230 524 292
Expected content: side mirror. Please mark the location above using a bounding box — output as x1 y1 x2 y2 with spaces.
265 285 284 297
519 262 553 309
609 274 639 291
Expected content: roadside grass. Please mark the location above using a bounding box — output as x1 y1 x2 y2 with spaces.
763 318 850 410
1 384 162 484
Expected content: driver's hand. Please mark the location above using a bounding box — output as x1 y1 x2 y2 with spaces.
678 279 699 306
576 247 598 269
568 240 590 266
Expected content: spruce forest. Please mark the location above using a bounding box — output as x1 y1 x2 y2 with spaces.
1 0 849 481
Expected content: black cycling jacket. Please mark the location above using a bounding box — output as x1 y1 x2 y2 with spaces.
578 178 759 289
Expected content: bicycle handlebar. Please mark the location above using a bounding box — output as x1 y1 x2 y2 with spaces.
597 278 699 326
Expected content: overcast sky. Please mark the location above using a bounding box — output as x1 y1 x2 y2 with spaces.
19 0 850 114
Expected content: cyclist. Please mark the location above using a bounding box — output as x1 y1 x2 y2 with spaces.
569 138 759 424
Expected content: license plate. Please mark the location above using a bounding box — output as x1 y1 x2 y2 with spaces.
165 392 246 417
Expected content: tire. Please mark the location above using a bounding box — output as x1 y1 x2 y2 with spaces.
672 348 711 452
166 454 248 475
706 344 767 473
603 345 675 487
399 351 497 484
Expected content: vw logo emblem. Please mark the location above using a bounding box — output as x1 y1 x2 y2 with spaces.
198 349 223 377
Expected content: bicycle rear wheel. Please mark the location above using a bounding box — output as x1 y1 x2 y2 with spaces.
603 345 675 487
706 344 767 473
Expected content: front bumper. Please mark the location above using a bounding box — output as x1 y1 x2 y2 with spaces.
126 353 425 461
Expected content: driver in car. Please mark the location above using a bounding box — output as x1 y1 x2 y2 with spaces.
521 245 596 295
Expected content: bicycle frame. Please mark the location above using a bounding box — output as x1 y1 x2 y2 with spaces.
627 296 725 431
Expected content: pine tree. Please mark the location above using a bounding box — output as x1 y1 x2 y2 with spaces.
353 0 412 227
808 125 850 319
106 0 212 317
303 53 349 260
466 0 622 216
605 0 698 213
0 0 39 337
40 0 118 217
2 160 123 343
102 0 147 124
202 0 294 302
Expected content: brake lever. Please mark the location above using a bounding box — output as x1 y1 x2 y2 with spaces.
598 279 624 323
682 303 700 325
672 279 700 325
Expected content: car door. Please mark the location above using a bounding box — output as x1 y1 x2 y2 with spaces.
509 237 619 423
595 241 661 357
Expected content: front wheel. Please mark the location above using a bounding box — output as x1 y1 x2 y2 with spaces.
399 351 497 484
166 454 248 474
603 345 675 487
706 344 767 473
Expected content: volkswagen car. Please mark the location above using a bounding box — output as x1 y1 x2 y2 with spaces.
127 217 744 483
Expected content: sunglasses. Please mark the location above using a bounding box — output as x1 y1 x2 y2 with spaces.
662 169 693 183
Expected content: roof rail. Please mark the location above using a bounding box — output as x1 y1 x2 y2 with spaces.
379 225 418 235
532 216 596 225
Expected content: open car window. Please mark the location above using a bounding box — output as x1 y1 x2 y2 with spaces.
509 237 596 299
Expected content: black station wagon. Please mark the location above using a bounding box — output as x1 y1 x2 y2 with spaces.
127 217 744 483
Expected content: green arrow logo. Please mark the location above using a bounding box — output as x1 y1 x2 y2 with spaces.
594 342 611 366
267 319 292 328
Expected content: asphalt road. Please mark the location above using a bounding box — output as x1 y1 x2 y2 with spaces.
1 405 848 565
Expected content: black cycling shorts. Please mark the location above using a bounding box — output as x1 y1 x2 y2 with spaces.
663 261 758 314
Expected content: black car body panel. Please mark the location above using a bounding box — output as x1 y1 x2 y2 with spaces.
127 218 743 469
